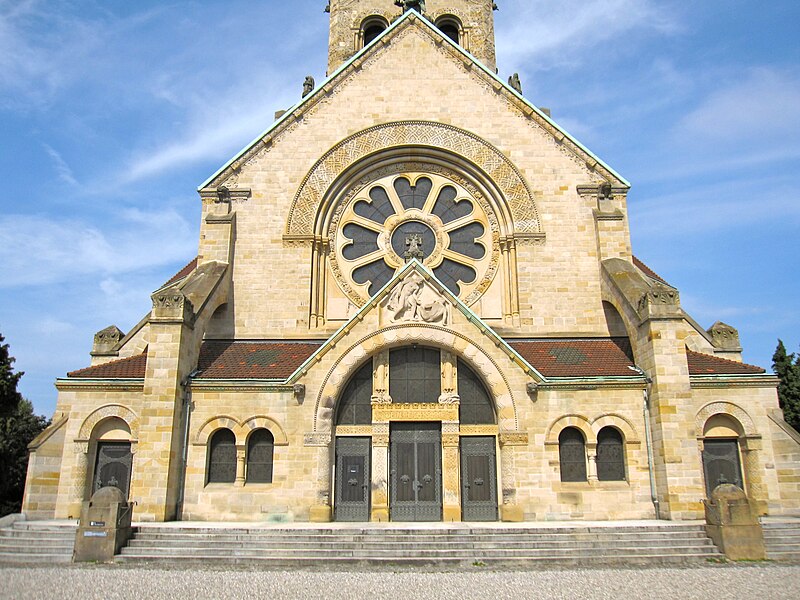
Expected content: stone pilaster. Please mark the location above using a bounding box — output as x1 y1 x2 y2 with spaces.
442 423 461 522
371 424 390 522
499 432 527 522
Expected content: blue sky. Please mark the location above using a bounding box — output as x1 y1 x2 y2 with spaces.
1 0 798 417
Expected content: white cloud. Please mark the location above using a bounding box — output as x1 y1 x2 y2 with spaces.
0 209 197 287
42 143 78 186
495 0 678 72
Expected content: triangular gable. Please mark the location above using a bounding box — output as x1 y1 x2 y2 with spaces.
199 10 629 191
285 260 548 383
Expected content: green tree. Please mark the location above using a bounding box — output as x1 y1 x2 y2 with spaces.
0 399 49 516
773 340 800 433
0 333 23 417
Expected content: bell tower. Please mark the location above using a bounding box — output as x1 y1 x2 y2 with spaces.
326 0 497 74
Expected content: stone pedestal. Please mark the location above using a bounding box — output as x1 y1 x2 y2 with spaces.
73 487 133 563
704 484 765 560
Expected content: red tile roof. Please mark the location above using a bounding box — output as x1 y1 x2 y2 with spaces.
68 353 148 379
163 257 198 287
686 350 765 375
507 338 636 378
196 341 322 380
633 256 670 286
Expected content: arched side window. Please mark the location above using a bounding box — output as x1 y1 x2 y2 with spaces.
207 428 236 484
701 414 744 496
390 346 441 404
336 360 374 425
457 358 495 424
435 16 461 44
596 427 626 481
559 427 587 482
361 16 389 47
246 429 274 484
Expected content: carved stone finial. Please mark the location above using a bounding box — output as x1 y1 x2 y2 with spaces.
302 75 315 98
404 233 424 262
707 321 742 351
395 0 425 14
92 325 124 355
508 73 522 94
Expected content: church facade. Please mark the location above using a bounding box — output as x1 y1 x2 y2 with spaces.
22 1 800 523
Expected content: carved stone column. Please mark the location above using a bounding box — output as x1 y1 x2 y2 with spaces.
235 446 246 487
586 442 598 484
741 436 767 515
442 422 461 522
371 424 390 522
305 433 332 522
499 432 528 522
70 441 90 519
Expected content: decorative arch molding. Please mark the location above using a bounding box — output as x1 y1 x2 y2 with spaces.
242 415 289 446
285 121 541 241
78 404 139 441
545 414 592 445
695 401 757 438
590 413 640 444
312 324 518 433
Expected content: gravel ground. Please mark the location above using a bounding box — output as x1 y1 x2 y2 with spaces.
1 564 799 600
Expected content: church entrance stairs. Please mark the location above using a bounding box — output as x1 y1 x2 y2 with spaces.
0 519 76 564
762 517 800 562
116 521 722 567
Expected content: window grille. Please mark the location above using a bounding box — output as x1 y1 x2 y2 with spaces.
457 359 495 424
596 427 626 481
246 429 274 484
559 427 587 482
335 360 374 425
207 428 236 484
389 346 441 404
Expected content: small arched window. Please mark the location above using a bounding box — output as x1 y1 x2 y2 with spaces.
246 429 274 484
207 428 236 484
457 359 495 424
559 427 587 482
596 427 626 481
362 16 389 47
435 16 461 44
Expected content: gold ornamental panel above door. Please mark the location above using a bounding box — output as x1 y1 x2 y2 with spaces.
329 168 500 307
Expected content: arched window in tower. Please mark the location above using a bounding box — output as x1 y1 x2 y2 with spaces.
246 428 275 484
558 427 587 482
207 428 236 484
596 426 626 481
335 360 374 425
435 16 461 44
361 16 389 47
457 359 495 424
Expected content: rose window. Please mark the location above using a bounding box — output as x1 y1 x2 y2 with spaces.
330 171 497 306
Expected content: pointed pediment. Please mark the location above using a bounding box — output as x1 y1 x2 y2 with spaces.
199 11 628 192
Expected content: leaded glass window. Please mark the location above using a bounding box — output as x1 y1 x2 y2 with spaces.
336 360 374 425
596 427 626 481
559 427 587 482
389 346 441 404
457 359 495 424
246 429 274 484
331 171 497 306
207 428 236 484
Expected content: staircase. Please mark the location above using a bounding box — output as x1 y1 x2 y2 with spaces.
117 522 722 567
0 520 76 564
762 519 800 561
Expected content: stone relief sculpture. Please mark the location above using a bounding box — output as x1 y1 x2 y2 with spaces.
508 72 522 94
386 272 450 325
302 75 315 97
395 0 426 14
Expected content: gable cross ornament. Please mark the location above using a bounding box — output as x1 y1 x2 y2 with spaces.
395 0 426 14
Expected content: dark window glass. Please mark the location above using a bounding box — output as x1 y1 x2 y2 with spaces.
448 222 486 259
390 347 441 404
336 361 374 425
207 428 236 484
394 177 432 211
246 429 274 484
342 223 380 260
93 442 132 498
433 259 476 296
457 359 495 424
559 428 587 482
702 439 743 496
354 186 396 223
596 427 626 481
352 258 394 297
432 186 472 223
364 23 385 45
438 22 459 43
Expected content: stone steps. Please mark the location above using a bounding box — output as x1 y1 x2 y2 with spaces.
0 521 76 564
762 520 800 561
117 522 723 567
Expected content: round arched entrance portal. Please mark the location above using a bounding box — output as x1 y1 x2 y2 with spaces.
332 345 498 522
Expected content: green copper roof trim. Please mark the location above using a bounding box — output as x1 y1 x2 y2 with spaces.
199 10 629 191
